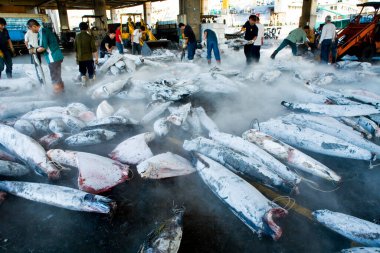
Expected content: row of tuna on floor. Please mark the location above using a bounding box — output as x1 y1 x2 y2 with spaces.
1 82 380 251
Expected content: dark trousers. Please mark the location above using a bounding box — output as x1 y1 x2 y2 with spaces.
273 39 297 56
132 42 141 55
252 45 261 62
244 44 254 64
116 42 124 54
79 60 95 79
321 39 337 64
187 41 197 60
99 50 106 58
0 50 12 78
207 40 221 61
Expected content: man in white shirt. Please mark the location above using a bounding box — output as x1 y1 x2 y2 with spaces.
253 16 264 62
131 26 145 55
318 15 337 64
25 28 41 63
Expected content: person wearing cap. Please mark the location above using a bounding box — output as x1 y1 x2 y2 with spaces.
270 25 311 59
27 19 64 93
74 22 98 86
318 15 337 64
0 17 15 79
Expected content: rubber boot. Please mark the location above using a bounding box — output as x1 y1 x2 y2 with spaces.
81 76 88 87
216 60 221 65
53 82 65 94
6 73 12 79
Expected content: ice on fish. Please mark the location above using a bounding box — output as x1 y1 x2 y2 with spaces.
137 152 195 179
196 154 287 240
313 209 380 247
109 132 155 165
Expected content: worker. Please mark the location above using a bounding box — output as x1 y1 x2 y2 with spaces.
253 16 264 62
0 17 15 79
27 19 64 94
99 30 116 58
179 23 197 62
270 25 311 59
115 25 123 54
318 15 337 64
203 29 221 64
241 15 258 65
25 26 41 65
131 26 145 55
74 22 98 86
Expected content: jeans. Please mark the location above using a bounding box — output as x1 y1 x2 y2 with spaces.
116 42 124 54
0 50 12 78
321 39 337 64
244 44 254 64
132 42 141 55
252 45 261 62
187 41 197 60
207 40 221 61
99 50 106 58
79 60 95 79
273 39 297 56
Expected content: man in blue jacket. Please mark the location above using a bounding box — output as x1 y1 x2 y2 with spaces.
27 19 64 94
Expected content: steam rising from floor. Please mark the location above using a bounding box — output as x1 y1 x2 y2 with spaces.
1 44 380 252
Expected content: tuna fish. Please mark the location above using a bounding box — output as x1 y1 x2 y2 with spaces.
186 108 203 136
14 119 36 137
49 118 67 134
140 101 172 125
154 118 170 137
167 103 191 126
0 101 57 120
137 152 196 179
282 114 380 156
313 209 380 247
47 149 130 193
195 73 240 94
340 117 373 139
354 116 380 138
96 100 115 119
138 208 184 253
209 131 301 186
109 132 155 165
38 133 65 150
341 248 380 253
281 101 380 117
192 107 219 134
0 160 30 177
86 116 134 127
64 129 116 147
369 114 380 125
91 79 128 99
0 124 60 179
253 119 374 161
339 89 380 107
183 137 296 193
242 129 341 182
196 154 287 240
0 181 115 214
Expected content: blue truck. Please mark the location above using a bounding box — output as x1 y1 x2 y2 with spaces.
1 13 54 54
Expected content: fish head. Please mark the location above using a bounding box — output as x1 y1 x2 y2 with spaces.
82 194 116 214
263 207 288 240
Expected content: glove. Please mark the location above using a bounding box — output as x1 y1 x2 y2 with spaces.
308 47 311 51
94 59 98 65
29 48 36 54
